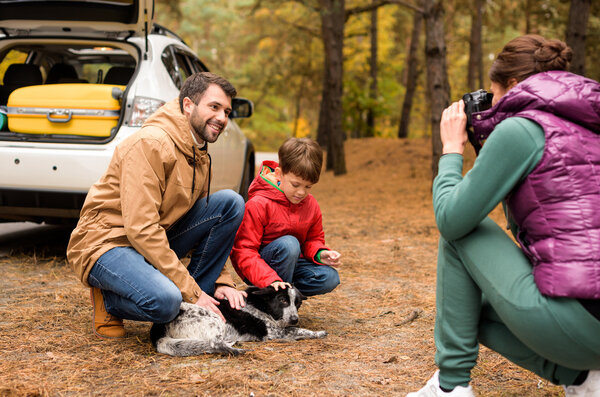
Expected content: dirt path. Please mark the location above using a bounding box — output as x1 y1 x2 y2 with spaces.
0 138 562 396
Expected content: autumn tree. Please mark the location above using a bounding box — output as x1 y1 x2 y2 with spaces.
152 0 600 179
398 9 422 138
467 0 484 92
566 0 591 76
524 0 536 34
366 0 378 137
423 0 449 179
585 1 600 82
317 0 347 174
315 0 421 174
155 0 182 23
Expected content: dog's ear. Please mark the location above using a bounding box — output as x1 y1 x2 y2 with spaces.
244 286 261 294
249 286 277 296
288 283 306 300
296 288 307 301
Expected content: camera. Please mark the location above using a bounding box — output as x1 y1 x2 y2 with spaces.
462 89 493 154
463 89 493 128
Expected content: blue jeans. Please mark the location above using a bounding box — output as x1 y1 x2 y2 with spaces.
259 235 340 296
88 189 244 323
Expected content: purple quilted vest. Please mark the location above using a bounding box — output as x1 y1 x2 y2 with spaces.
472 71 600 298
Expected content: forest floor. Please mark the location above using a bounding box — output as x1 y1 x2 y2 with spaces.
0 137 564 396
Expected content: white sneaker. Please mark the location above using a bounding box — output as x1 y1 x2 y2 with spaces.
564 370 600 397
406 370 475 397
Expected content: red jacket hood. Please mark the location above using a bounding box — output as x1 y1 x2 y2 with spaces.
249 160 309 207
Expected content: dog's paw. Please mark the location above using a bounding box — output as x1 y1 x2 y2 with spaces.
226 346 246 356
315 330 327 339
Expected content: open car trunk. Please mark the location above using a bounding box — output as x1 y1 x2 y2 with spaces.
0 39 138 143
0 0 154 39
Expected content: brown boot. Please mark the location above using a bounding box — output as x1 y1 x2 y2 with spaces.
90 287 125 338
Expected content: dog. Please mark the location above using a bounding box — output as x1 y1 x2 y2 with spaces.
150 285 327 356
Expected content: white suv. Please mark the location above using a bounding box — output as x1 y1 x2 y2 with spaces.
0 0 255 224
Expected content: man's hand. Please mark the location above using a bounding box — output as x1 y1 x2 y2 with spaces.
214 285 247 310
270 281 292 291
319 250 341 267
195 291 224 322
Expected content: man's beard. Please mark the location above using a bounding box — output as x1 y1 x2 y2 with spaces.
191 115 224 143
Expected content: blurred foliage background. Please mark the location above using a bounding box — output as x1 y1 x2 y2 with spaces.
156 0 598 151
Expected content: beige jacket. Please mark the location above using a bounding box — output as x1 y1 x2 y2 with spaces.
67 99 235 303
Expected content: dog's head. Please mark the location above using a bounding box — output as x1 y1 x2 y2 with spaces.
245 285 306 326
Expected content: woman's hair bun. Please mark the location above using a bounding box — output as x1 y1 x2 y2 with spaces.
533 39 573 72
489 34 572 87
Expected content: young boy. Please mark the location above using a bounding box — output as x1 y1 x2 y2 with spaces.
230 137 340 296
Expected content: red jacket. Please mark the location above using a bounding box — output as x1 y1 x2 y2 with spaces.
230 161 328 287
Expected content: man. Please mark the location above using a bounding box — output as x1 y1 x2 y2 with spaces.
67 72 247 338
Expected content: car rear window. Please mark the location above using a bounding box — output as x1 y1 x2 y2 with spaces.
0 44 136 85
0 49 28 84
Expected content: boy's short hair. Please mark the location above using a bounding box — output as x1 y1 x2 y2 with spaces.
278 138 323 184
178 72 237 112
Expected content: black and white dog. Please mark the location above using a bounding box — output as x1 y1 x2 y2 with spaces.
150 285 327 356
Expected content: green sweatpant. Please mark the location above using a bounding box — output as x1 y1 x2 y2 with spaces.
434 217 600 390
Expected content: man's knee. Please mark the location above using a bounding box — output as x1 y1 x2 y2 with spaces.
218 189 245 219
142 286 182 323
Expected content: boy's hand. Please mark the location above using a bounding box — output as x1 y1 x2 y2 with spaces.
214 285 247 310
319 250 341 267
270 281 292 291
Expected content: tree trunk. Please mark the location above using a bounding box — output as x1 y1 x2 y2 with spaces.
423 0 450 180
566 0 591 77
398 10 422 139
524 0 535 34
318 0 347 175
292 72 307 138
467 0 484 92
316 64 331 148
366 0 378 137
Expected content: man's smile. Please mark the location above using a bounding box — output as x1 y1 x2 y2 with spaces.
207 120 224 134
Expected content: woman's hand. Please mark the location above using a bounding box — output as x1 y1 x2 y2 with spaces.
441 100 468 155
214 285 247 310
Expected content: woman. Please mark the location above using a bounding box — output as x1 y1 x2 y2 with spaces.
408 35 600 397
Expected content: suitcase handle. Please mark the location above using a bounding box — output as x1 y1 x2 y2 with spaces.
47 110 72 123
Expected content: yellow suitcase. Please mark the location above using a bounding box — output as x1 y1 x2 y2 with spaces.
6 83 125 137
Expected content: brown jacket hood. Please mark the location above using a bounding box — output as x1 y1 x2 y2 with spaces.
67 99 234 304
144 99 195 160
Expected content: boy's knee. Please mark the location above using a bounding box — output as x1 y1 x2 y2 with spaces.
277 235 301 257
320 267 340 293
298 266 340 296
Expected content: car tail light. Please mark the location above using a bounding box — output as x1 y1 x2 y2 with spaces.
129 97 165 127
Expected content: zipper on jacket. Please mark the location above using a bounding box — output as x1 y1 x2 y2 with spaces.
191 143 211 206
191 146 196 196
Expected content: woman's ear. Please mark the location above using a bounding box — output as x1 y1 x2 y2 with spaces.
507 78 518 90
